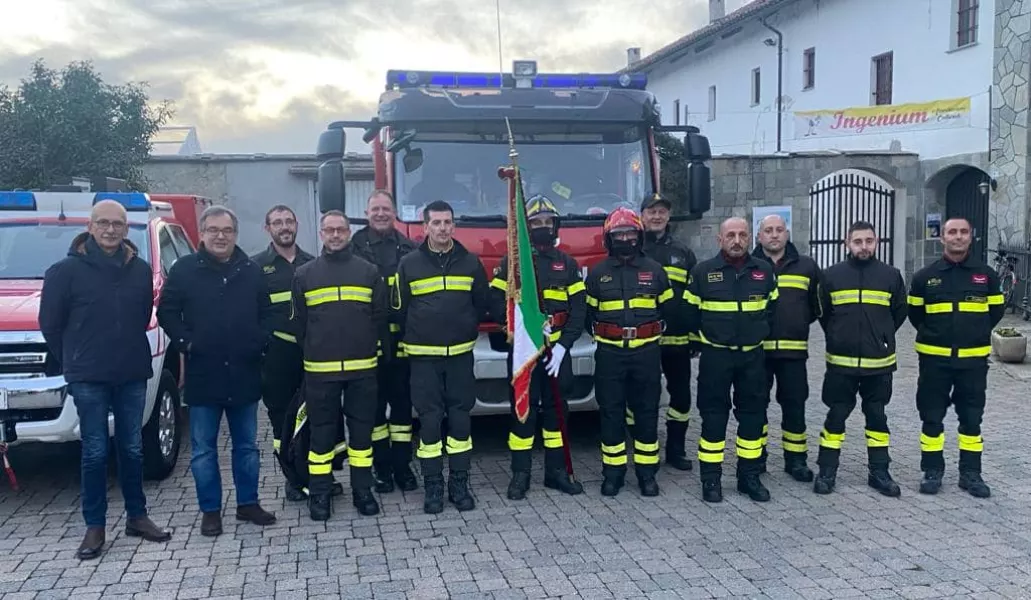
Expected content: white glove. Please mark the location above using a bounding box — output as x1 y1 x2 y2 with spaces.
542 322 552 338
545 344 567 377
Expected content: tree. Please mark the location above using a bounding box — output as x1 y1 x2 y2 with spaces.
0 59 173 191
655 130 688 202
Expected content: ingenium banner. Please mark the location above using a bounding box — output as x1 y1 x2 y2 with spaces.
793 97 971 140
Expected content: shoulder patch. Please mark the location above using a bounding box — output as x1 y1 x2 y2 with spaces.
707 271 723 283
670 254 682 265
751 270 766 281
972 273 988 285
600 274 613 283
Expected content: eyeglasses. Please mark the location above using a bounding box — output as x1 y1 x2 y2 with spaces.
92 219 126 230
203 227 237 237
321 227 350 236
269 218 297 228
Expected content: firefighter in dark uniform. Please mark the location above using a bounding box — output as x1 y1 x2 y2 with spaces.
585 206 675 498
489 195 585 499
814 220 907 497
392 200 491 514
292 210 388 521
751 214 821 482
350 190 419 494
907 217 1003 498
685 217 779 503
251 205 317 500
640 193 698 472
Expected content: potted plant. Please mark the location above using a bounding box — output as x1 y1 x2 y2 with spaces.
992 327 1027 363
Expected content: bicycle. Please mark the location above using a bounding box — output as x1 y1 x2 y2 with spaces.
990 248 1019 314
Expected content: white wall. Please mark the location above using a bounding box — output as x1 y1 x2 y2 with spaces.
644 0 994 160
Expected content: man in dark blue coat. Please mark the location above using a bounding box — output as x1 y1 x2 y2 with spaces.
40 200 172 560
157 206 276 537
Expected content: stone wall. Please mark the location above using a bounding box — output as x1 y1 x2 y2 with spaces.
990 0 1031 248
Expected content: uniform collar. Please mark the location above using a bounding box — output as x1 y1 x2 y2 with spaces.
265 243 313 264
936 252 972 270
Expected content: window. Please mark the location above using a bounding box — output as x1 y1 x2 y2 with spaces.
750 68 761 105
167 224 195 258
871 52 893 105
158 227 180 276
802 47 816 90
708 85 717 121
674 99 681 126
0 224 149 279
957 0 979 47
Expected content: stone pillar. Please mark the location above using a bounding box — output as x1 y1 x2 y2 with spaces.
990 0 1031 247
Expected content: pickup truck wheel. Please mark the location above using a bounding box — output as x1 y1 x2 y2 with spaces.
142 370 182 481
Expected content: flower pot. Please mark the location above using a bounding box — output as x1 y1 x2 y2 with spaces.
992 330 1027 363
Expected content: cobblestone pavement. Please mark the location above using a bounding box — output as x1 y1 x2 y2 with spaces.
2 319 1031 599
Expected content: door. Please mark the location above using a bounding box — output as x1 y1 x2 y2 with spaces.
945 167 990 262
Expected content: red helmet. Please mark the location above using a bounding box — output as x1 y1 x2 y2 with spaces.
603 206 643 235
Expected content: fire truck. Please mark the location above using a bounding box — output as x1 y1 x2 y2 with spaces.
314 61 713 415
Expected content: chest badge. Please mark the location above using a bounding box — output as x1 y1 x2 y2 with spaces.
551 262 565 271
600 275 613 283
638 272 654 283
972 273 988 285
927 277 941 287
707 271 723 283
263 265 276 274
751 270 766 281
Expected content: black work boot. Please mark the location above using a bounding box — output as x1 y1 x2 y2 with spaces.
959 470 991 498
423 475 445 514
544 469 584 495
600 471 625 497
308 493 331 521
701 476 723 503
736 470 770 502
394 463 419 492
919 469 943 495
448 471 476 511
784 454 814 483
868 467 901 497
352 488 380 516
637 472 660 497
665 424 693 471
813 467 837 495
285 481 306 502
507 471 531 500
373 465 395 494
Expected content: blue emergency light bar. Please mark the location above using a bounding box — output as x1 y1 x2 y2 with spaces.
386 70 648 91
0 191 152 212
0 192 38 210
93 192 151 211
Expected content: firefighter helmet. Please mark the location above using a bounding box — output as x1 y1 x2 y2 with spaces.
526 194 561 230
602 206 644 250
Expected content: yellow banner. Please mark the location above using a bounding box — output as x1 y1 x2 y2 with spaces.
793 97 971 139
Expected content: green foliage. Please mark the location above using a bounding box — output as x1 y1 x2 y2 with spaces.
0 59 174 191
654 130 687 202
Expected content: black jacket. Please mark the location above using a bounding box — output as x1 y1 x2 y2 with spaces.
490 247 586 350
585 254 675 350
819 256 907 376
39 234 154 384
685 253 779 351
351 226 417 357
250 244 314 343
907 254 1005 368
752 242 822 358
156 246 274 406
292 246 388 380
392 239 491 358
642 228 697 346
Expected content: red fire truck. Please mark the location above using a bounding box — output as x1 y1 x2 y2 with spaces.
314 61 713 415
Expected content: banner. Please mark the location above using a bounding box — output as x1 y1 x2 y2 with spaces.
793 97 971 140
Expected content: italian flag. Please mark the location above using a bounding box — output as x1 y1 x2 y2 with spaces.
507 166 547 424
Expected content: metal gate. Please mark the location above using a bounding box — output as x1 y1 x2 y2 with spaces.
809 172 896 269
945 167 990 263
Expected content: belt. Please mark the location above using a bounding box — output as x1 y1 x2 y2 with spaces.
549 311 569 328
594 321 663 341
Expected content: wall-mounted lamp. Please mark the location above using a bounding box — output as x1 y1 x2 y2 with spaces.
978 178 998 196
763 38 777 46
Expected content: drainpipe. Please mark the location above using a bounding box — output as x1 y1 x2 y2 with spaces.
761 18 784 153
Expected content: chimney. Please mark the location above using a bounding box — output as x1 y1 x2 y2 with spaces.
626 47 641 68
709 0 725 22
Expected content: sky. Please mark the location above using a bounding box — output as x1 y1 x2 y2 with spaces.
0 0 751 154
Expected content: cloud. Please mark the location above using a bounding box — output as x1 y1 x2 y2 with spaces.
0 0 724 153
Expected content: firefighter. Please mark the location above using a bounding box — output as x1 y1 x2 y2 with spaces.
392 200 491 514
907 217 1003 498
490 194 586 499
585 206 675 498
752 214 821 482
684 217 779 503
639 193 698 471
350 190 419 494
814 220 907 497
292 210 388 521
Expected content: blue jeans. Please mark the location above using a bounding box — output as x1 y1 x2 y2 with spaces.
70 381 148 528
189 402 259 513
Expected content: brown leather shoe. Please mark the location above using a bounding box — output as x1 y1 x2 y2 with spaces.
236 503 276 526
200 511 223 537
76 527 106 560
125 516 172 543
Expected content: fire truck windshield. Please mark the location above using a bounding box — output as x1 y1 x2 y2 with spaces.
0 223 149 279
393 126 652 223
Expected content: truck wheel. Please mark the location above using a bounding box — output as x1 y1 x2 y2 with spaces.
142 370 182 481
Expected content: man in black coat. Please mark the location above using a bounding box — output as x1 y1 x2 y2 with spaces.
40 200 172 560
157 206 277 537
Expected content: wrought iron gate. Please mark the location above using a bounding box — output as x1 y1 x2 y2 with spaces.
808 172 896 269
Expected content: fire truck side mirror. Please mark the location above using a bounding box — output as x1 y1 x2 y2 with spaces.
317 161 347 213
317 128 346 160
684 132 712 162
687 163 711 214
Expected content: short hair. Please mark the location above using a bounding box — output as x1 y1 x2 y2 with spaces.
319 210 348 227
847 220 876 237
943 216 971 229
264 204 296 225
368 189 395 205
200 205 238 232
423 200 454 223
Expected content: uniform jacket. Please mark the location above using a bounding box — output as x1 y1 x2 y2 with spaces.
490 247 586 350
39 234 154 384
392 238 491 358
250 244 314 343
351 226 417 358
584 253 676 350
292 246 388 380
642 228 697 346
818 256 907 376
907 254 1005 369
752 242 822 359
156 246 273 407
685 252 779 351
